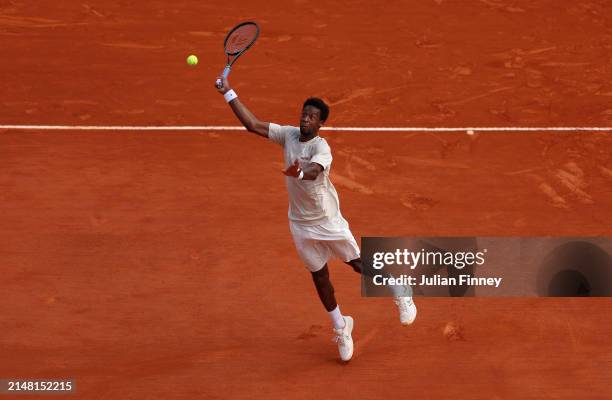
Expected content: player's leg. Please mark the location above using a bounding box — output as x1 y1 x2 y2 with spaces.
293 236 343 318
337 236 403 290
345 257 363 273
310 260 354 362
343 256 417 325
293 236 354 360
311 264 338 312
327 233 418 325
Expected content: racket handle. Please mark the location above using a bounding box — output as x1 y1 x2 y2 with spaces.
222 66 231 79
215 66 232 89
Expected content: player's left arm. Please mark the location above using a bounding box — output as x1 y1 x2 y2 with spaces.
283 160 323 180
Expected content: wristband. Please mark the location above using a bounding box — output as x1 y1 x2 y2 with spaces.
298 169 304 180
224 89 238 103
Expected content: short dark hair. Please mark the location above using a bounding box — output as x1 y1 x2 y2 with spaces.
303 97 329 122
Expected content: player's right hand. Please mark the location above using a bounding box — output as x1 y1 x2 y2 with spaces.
215 76 231 94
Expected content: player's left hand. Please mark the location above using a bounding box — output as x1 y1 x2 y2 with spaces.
283 160 301 177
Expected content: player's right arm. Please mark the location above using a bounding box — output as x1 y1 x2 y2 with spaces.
215 76 270 138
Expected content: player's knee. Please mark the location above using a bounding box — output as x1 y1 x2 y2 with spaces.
346 258 362 274
311 264 330 284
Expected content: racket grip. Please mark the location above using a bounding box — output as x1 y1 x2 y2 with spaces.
215 66 232 89
222 66 231 79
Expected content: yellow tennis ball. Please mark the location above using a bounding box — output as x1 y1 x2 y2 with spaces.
186 55 198 66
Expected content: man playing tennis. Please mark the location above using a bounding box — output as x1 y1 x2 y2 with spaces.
216 76 417 362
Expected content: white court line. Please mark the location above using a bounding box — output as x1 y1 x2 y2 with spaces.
0 125 610 132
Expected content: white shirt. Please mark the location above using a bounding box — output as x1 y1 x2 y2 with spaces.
269 123 341 226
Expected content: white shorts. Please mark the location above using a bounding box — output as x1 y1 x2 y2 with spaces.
289 214 361 272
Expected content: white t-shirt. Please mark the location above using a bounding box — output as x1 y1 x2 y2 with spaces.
269 123 341 226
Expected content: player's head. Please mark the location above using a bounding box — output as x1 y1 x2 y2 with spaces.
300 97 329 136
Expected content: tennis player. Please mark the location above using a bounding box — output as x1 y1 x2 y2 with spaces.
216 76 417 361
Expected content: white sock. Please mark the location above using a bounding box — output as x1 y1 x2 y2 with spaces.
391 285 413 298
328 305 345 330
389 274 413 298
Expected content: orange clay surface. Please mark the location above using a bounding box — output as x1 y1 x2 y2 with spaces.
1 1 611 399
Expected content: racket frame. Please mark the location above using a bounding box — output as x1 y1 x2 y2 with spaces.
216 21 260 88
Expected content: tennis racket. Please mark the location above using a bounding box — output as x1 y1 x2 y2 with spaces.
215 21 260 89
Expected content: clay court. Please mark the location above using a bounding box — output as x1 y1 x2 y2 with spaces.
1 0 611 398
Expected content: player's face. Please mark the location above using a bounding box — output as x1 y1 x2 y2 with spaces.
300 105 324 136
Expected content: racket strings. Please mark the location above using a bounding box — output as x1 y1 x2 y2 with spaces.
225 24 258 54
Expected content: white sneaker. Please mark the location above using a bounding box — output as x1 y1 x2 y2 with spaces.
395 297 417 325
333 316 354 361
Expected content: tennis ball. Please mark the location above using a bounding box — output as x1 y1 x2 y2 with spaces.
186 54 198 66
